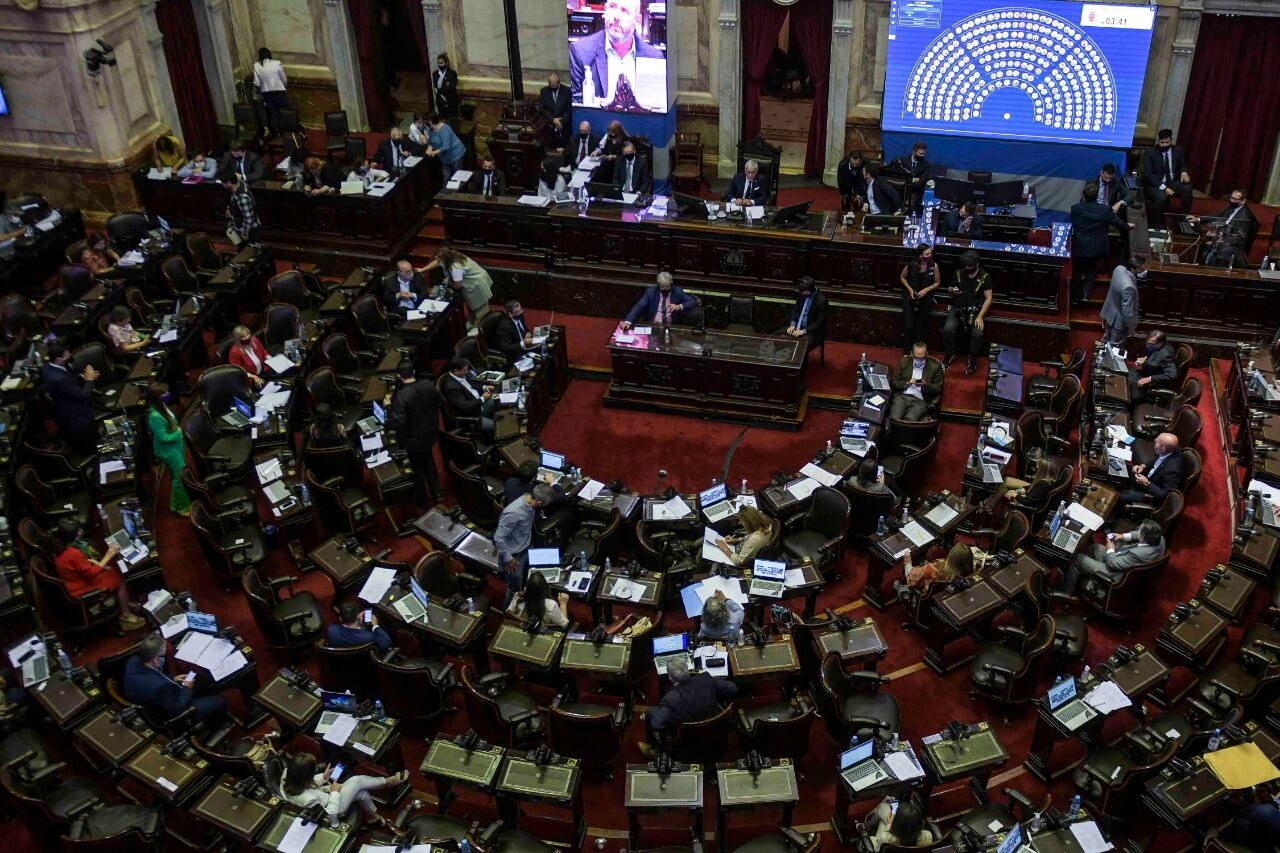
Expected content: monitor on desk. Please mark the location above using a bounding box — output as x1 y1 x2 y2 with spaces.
933 176 975 205
587 181 623 201
672 192 709 218
699 483 727 507
652 633 689 656
540 450 565 471
839 738 875 770
982 180 1025 208
320 690 359 713
863 214 905 235
772 200 812 226
233 397 252 420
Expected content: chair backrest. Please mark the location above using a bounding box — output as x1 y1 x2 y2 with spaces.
70 341 112 377
264 303 301 346
267 271 312 310
1049 373 1082 418
373 655 452 722
1168 405 1203 449
324 111 349 137
1173 376 1203 410
1014 410 1048 468
459 666 517 746
1152 490 1185 538
321 334 360 373
304 443 362 489
161 255 200 297
180 408 220 460
1063 347 1087 379
547 704 621 771
17 517 57 560
197 364 250 414
1181 449 1202 496
14 466 54 514
895 437 939 495
447 460 499 528
728 295 754 325
58 264 94 301
888 417 940 450
305 367 345 411
478 311 503 350
0 294 39 341
350 294 388 338
240 567 290 647
106 212 151 250
843 482 898 540
344 136 367 163
817 651 851 710
803 487 850 540
737 134 783 204
277 107 301 134
313 640 376 698
1172 343 1194 387
233 102 257 129
994 510 1031 554
414 551 459 598
668 702 732 767
746 696 816 762
186 232 223 273
1096 553 1169 619
29 552 92 629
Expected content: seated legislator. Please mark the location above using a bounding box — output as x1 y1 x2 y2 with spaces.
724 159 767 206
298 157 342 195
227 325 269 387
346 158 388 187
305 404 348 451
152 133 186 171
894 543 974 601
506 570 570 628
218 144 265 183
888 342 943 421
124 633 229 723
177 151 219 180
466 154 507 197
106 305 150 354
862 163 901 215
1128 330 1177 401
441 357 496 438
1142 128 1193 221
383 259 428 316
837 150 867 212
1061 519 1166 595
78 237 119 276
708 505 778 567
52 520 145 631
1120 432 1183 508
853 456 904 507
536 155 568 200
327 600 392 653
942 201 984 238
375 126 420 175
567 121 600 170
612 141 651 194
620 272 697 331
638 656 738 758
504 460 568 506
1191 188 1258 268
697 589 744 643
888 139 930 214
494 299 533 364
863 798 936 850
786 276 828 355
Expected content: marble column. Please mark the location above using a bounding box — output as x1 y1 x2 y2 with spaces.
138 0 185 138
322 0 369 131
194 0 238 124
1158 0 1202 135
421 0 445 64
716 0 741 178
824 0 855 186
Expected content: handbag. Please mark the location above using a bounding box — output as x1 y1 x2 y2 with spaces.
225 225 243 246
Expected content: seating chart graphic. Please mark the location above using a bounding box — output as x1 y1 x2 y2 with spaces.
883 0 1155 147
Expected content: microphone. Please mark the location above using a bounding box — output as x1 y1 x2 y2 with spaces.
653 468 668 496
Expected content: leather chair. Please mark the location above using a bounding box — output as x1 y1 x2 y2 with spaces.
190 500 266 583
1014 463 1073 531
447 460 502 529
28 553 120 648
21 440 94 491
735 692 816 775
636 522 702 589
1024 373 1082 439
197 364 252 416
781 487 849 569
17 516 59 561
878 436 938 496
106 212 150 252
1133 377 1201 439
321 333 375 382
304 444 362 491
1012 411 1065 479
547 695 626 777
60 805 163 852
186 231 228 275
886 417 939 451
438 428 492 472
267 270 319 312
1072 726 1177 831
124 288 166 330
372 649 455 724
1130 405 1202 466
182 408 253 482
1025 348 1086 408
563 509 625 566
1080 552 1169 625
312 640 377 698
305 367 360 431
1114 489 1185 539
816 652 899 744
350 293 403 353
949 787 1041 848
455 335 506 374
725 295 755 333
241 567 324 653
969 616 1056 717
671 131 706 193
70 342 128 408
414 551 488 614
262 303 301 348
159 255 206 299
842 481 898 543
665 703 733 769
966 509 1031 555
189 724 263 779
305 469 377 538
0 293 41 349
1180 448 1203 498
459 665 543 747
180 467 255 522
1023 571 1088 664
15 464 91 528
1170 343 1194 390
323 111 348 159
477 312 504 355
0 761 103 846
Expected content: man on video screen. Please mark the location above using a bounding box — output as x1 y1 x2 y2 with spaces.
570 0 663 109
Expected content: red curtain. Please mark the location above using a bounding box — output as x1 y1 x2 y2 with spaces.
1180 14 1280 199
740 0 789 141
401 0 430 69
348 0 390 131
154 0 218 152
789 0 832 179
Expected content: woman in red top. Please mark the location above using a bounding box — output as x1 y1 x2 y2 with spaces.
52 521 146 630
226 325 267 387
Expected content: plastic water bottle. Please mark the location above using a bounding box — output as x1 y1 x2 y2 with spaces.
299 482 312 506
825 439 833 455
876 516 887 536
901 505 909 524
579 550 588 571
890 732 899 751
741 478 748 494
604 557 612 573
1080 664 1090 682
1067 794 1081 819
187 596 197 613
1207 728 1222 752
374 699 385 722
97 503 107 526
56 647 73 672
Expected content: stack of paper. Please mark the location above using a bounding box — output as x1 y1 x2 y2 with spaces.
900 520 934 548
265 354 296 374
517 195 550 207
652 495 692 520
418 298 451 313
701 527 735 566
1084 680 1131 714
1066 502 1105 531
578 479 606 501
358 566 397 604
785 478 823 501
322 713 358 746
799 462 841 487
696 575 748 604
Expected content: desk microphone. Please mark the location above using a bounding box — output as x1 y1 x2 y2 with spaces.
824 608 853 633
588 624 607 646
653 468 668 496
521 617 543 636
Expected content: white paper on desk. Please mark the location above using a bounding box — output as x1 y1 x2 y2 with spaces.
118 250 145 266
702 574 748 604
746 205 766 219
786 477 823 501
360 434 384 452
799 462 841 488
251 407 271 425
195 636 236 671
784 568 807 589
1084 680 1131 714
367 184 393 198
99 459 127 484
1069 820 1114 853
322 713 358 746
568 171 590 189
579 479 606 501
418 298 450 313
450 170 473 183
578 156 602 171
633 326 653 335
0 376 22 391
211 650 248 682
658 495 692 519
701 527 737 566
885 750 926 781
566 570 594 593
402 156 423 168
621 192 639 204
1066 502 1105 532
517 194 550 207
497 391 519 405
175 631 214 665
866 394 886 408
258 390 292 410
610 578 645 602
405 309 425 321
733 495 758 510
901 519 934 549
7 637 44 668
366 450 392 468
157 328 178 343
160 613 189 639
256 458 283 484
278 816 319 853
358 566 397 604
266 354 295 374
1106 424 1135 446
260 381 283 397
924 502 959 528
1106 445 1132 476
614 334 636 344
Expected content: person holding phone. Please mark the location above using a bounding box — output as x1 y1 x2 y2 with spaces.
326 600 392 652
123 634 228 723
275 751 407 827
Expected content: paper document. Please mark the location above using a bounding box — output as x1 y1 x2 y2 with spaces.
799 462 841 488
784 568 807 588
568 171 590 189
785 478 822 501
159 613 189 639
900 520 934 549
360 434 384 452
866 394 886 408
256 458 284 484
621 192 639 204
451 170 473 183
517 195 550 207
7 637 44 668
157 329 179 343
405 310 425 321
1068 820 1114 853
418 298 451 313
1106 424 1135 445
699 574 748 604
195 637 237 671
175 631 214 665
747 205 766 218
278 817 319 853
566 570 594 594
923 502 959 529
258 390 292 410
367 184 393 198
614 334 636 344
497 391 519 405
211 651 248 682
610 578 645 602
1083 680 1132 714
322 713 358 746
99 459 127 484
366 451 392 468
265 354 295 374
1203 741 1280 789
655 495 692 520
633 327 653 335
701 527 736 566
885 750 925 780
358 566 397 604
1066 502 1105 531
578 479 606 501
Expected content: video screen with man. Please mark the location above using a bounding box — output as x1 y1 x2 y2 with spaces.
567 0 669 114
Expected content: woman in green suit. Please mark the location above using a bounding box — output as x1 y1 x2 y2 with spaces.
145 382 191 517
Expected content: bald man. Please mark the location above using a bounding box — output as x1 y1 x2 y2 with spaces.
1120 432 1184 507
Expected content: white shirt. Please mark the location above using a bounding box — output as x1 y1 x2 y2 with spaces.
620 158 635 192
409 123 430 147
240 344 262 373
867 181 881 215
537 175 566 200
348 167 388 186
905 360 925 399
253 59 288 93
603 36 638 106
451 373 481 400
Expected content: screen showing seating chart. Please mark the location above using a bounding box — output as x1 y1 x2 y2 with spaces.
882 0 1155 147
567 0 669 114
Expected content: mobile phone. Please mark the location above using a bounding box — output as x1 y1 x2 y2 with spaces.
876 466 884 480
361 609 373 625
888 798 899 817
328 762 345 782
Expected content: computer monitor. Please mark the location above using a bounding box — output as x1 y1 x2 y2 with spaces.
587 181 622 200
772 200 812 225
233 397 252 419
540 450 565 471
320 690 359 713
672 191 709 218
983 180 1025 207
372 400 386 424
753 559 786 581
157 216 171 233
699 483 727 507
652 633 689 656
996 823 1023 853
933 176 976 205
121 509 138 541
1047 677 1077 710
528 547 561 567
863 214 905 235
409 575 429 608
839 739 875 770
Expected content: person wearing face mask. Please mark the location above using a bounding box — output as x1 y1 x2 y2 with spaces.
889 141 930 215
495 299 534 364
612 141 650 194
1128 330 1177 401
418 248 493 327
1120 432 1183 508
218 144 265 183
862 163 902 215
1192 189 1258 268
466 154 507 197
422 114 465 182
899 243 940 349
594 120 628 182
375 127 420 176
837 151 867 213
227 325 268 387
787 276 828 357
888 341 943 422
568 121 600 171
536 154 568 201
620 271 697 331
124 634 228 724
1100 255 1147 347
52 519 146 631
539 72 572 151
1142 128 1192 222
145 381 191 517
345 157 387 187
177 151 218 180
432 53 458 119
942 250 993 374
382 260 427 317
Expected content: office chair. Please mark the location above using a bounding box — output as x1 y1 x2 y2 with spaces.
815 652 899 745
240 567 325 654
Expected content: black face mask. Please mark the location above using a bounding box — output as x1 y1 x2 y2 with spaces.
438 64 446 70
1230 201 1244 208
580 132 589 139
625 154 635 162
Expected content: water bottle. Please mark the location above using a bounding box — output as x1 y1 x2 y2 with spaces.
460 840 473 853
517 387 527 412
465 596 474 613
187 596 197 613
374 699 385 722
967 448 978 469
1207 728 1222 752
299 482 312 507
876 515 887 536
1067 794 1081 819
890 732 899 751
604 557 612 573
825 439 833 455
579 550 588 571
56 647 73 672
1028 812 1043 834
741 478 748 494
901 505 909 524
1056 500 1067 525
663 325 672 347
97 503 107 526
1080 664 1090 682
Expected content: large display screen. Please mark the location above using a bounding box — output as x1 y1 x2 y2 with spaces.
567 0 669 114
882 0 1155 147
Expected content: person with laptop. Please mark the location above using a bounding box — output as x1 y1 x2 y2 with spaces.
862 797 935 850
227 325 268 387
494 484 554 607
52 520 146 631
145 382 191 518
123 634 228 722
504 460 570 511
274 750 407 828
386 360 445 507
1119 432 1184 509
441 357 496 439
382 259 428 317
696 590 744 643
326 600 392 653
638 656 738 759
887 342 944 422
1127 329 1178 402
709 505 777 567
505 570 570 629
1060 518 1166 595
106 305 151 355
619 272 698 331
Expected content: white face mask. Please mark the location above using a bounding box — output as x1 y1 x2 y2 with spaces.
913 358 926 369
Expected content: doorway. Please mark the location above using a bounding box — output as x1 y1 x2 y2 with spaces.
382 0 432 117
759 12 815 174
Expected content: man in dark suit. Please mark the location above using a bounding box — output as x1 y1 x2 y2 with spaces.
862 163 901 215
440 357 496 438
787 276 828 356
889 140 930 214
386 360 445 506
1119 433 1184 508
123 634 228 724
566 120 600 171
1095 163 1132 208
383 259 428 316
620 272 697 330
638 656 738 757
539 72 572 135
1070 182 1132 305
432 54 459 118
375 127 418 174
41 340 99 456
326 600 392 653
569 0 665 106
888 342 944 421
836 151 867 213
942 201 983 238
724 159 767 206
217 145 265 183
612 141 651 194
1142 128 1193 222
1128 330 1178 401
494 299 532 364
1194 188 1258 268
466 154 507 197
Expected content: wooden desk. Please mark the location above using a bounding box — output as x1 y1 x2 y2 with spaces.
72 705 154 769
253 671 323 731
309 536 375 597
864 526 938 611
624 763 704 851
924 579 1007 675
418 738 505 813
918 722 1009 807
495 751 585 847
812 618 888 669
489 623 565 671
1153 602 1228 707
1197 565 1256 623
715 760 799 848
29 667 102 728
121 737 212 805
728 636 800 681
189 775 282 844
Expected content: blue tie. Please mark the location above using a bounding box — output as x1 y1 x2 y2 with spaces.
797 296 811 329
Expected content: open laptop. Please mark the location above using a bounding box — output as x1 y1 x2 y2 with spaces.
1047 677 1097 731
222 396 253 428
393 575 430 624
700 483 736 523
315 690 361 733
997 823 1024 853
1263 499 1279 530
20 652 50 687
1049 511 1083 552
863 367 890 392
981 462 1003 484
538 450 566 483
356 400 386 436
749 559 787 598
839 739 890 791
652 633 691 675
528 548 563 584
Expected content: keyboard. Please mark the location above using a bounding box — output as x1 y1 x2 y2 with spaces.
315 711 339 734
1053 528 1082 551
1054 698 1095 731
842 760 888 790
393 595 428 624
356 416 380 436
704 502 735 522
981 463 1003 484
21 654 49 687
223 410 250 428
749 579 785 598
867 374 890 391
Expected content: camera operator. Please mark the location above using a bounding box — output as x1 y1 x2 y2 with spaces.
942 250 993 375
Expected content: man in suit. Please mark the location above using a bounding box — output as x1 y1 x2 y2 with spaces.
42 340 99 455
888 342 944 421
1194 188 1258 268
539 72 572 135
942 201 983 238
123 634 229 723
566 120 600 171
1129 329 1178 401
466 154 507 197
1100 255 1147 347
1070 182 1132 305
612 141 651 194
862 163 901 215
1095 163 1132 208
889 140 930 215
1120 432 1184 508
375 127 417 174
382 259 428 316
432 54 459 118
620 272 697 330
724 159 767 206
638 655 738 758
494 299 532 364
570 0 664 107
787 276 828 356
1142 128 1193 222
386 360 445 507
440 357 496 438
837 151 867 213
326 600 392 653
218 144 265 183
1061 519 1166 595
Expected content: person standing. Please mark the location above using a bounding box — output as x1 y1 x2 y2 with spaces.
1100 255 1146 347
786 276 828 358
41 340 99 456
494 484 553 607
419 248 493 328
1069 182 1130 306
145 382 191 517
432 53 459 119
254 48 292 136
899 244 940 348
539 72 572 146
423 113 465 182
942 250 993 375
385 360 445 508
224 172 260 245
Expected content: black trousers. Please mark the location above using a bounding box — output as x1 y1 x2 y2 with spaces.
942 310 983 363
901 295 933 348
405 444 441 507
261 91 292 135
1070 255 1101 304
1146 182 1193 223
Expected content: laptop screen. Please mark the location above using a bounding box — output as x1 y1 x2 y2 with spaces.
652 633 689 656
320 690 359 713
1049 509 1062 539
840 739 875 769
409 575 429 607
121 510 138 540
157 216 171 232
372 400 386 424
540 450 564 471
1047 678 1076 710
997 823 1022 853
187 612 217 634
753 559 786 581
528 547 561 567
233 397 252 418
699 483 727 507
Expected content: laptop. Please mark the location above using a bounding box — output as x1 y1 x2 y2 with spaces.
652 633 691 675
356 400 387 436
528 548 563 583
1049 511 1083 552
222 396 253 428
749 559 787 598
315 690 361 733
863 368 890 391
538 450 566 483
501 377 521 394
839 739 889 791
700 483 736 523
840 436 871 456
1047 677 1097 731
997 823 1024 853
20 653 50 687
1263 499 1279 530
106 528 132 551
981 462 1003 484
393 576 429 624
